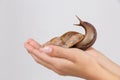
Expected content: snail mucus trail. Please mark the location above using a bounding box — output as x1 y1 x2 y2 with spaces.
43 16 97 50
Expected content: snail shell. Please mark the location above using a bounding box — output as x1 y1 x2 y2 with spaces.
43 16 97 50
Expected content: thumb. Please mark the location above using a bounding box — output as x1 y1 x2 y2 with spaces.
41 45 78 62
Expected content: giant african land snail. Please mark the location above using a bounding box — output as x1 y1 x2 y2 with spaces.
43 16 97 50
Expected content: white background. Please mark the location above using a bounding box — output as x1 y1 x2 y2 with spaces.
0 0 120 80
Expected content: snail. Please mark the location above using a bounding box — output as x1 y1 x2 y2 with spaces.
43 16 97 50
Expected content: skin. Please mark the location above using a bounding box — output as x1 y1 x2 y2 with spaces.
24 39 120 80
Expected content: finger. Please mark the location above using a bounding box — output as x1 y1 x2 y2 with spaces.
27 38 41 49
25 42 76 75
25 42 62 68
30 54 55 70
41 45 84 62
30 53 65 75
86 47 120 77
25 41 51 67
85 47 105 58
24 42 33 53
24 41 44 57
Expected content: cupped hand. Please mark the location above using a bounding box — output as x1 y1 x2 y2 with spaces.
24 39 120 80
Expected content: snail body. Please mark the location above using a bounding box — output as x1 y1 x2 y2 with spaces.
74 16 97 50
43 16 97 50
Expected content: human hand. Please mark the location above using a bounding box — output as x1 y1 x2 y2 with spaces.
24 39 120 80
86 48 120 77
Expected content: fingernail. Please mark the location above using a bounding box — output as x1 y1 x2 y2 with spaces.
42 46 52 53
